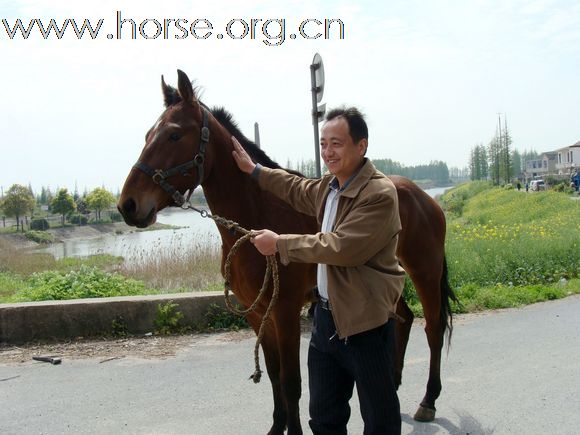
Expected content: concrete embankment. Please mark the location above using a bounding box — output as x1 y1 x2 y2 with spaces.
0 292 229 344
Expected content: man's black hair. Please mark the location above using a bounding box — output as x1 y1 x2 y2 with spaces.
325 107 368 143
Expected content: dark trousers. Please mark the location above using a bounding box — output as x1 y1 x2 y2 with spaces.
308 304 401 435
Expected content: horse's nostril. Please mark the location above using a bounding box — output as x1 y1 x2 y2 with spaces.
123 198 137 215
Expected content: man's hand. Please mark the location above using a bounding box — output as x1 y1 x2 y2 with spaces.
250 229 280 256
232 136 256 174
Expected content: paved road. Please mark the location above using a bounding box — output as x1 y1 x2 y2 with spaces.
2 296 579 434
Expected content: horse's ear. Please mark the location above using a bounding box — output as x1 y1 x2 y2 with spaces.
177 69 196 104
161 75 175 107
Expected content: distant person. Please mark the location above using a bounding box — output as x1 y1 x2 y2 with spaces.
525 182 529 192
517 182 521 191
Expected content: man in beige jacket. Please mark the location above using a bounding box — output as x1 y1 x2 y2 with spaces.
233 107 404 434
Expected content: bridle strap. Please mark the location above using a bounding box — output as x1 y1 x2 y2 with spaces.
132 106 210 206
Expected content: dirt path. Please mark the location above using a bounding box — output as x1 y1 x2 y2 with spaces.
0 330 256 365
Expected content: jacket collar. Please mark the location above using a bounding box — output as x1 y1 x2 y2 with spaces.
330 158 375 198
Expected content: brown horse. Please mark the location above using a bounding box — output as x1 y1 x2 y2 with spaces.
118 70 457 434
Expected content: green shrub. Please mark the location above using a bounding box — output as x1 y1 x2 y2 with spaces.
155 300 185 334
109 211 124 222
11 265 150 301
111 316 129 337
439 181 492 217
30 219 49 231
68 214 89 225
201 303 249 331
25 230 54 244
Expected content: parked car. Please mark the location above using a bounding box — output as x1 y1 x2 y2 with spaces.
530 180 545 191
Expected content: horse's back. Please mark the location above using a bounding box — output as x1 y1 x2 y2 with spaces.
388 176 446 271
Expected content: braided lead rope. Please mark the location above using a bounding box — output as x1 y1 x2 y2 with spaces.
183 204 279 384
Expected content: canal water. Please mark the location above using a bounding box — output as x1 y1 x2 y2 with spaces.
40 187 450 262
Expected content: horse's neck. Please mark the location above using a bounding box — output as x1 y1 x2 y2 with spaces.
201 135 261 246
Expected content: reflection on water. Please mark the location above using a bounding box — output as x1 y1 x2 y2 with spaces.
40 187 451 262
424 186 451 197
39 208 221 263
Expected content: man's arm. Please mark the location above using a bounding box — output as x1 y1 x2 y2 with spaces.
278 189 401 267
232 136 321 216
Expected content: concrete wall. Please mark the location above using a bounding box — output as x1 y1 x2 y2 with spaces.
0 292 232 344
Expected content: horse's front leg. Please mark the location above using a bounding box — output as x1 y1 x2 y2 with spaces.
273 305 303 435
247 311 288 435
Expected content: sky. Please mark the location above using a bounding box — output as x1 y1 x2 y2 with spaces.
1 0 579 194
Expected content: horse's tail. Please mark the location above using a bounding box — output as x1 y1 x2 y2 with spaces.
440 256 459 349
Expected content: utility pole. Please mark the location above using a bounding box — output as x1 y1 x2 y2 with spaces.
254 122 261 149
504 116 511 183
497 113 503 184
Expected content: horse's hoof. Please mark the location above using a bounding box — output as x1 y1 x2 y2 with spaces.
413 405 436 422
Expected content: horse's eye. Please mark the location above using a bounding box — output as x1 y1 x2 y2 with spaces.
169 132 181 141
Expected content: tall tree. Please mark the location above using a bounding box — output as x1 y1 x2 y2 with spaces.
86 187 116 221
0 184 36 231
51 188 76 226
469 146 479 180
511 149 522 178
501 119 512 183
488 136 501 185
478 145 488 180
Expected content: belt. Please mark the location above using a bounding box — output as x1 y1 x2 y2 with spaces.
319 297 332 311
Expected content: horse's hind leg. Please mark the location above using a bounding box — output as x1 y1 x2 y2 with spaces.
394 297 414 389
410 273 445 422
246 312 288 435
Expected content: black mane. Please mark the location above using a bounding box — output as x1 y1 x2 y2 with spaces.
210 107 283 170
163 83 301 174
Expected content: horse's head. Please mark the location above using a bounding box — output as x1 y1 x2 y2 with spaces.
118 70 215 228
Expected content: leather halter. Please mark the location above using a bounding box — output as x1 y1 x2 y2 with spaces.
133 106 210 206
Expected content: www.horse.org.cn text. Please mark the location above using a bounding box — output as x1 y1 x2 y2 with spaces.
1 11 345 46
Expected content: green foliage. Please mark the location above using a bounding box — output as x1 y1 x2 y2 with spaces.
439 181 492 217
109 211 124 222
76 198 90 215
399 182 580 317
30 218 49 231
86 187 116 221
68 214 89 225
25 230 54 244
552 181 575 194
51 188 76 225
56 254 124 270
460 187 578 225
154 300 185 334
111 316 129 337
406 279 579 317
373 159 450 184
9 266 150 302
444 183 579 288
0 273 25 299
451 280 579 313
1 184 35 230
200 303 249 331
469 144 488 181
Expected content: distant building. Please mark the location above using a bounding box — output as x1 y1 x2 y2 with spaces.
523 141 578 182
525 152 556 179
554 141 579 175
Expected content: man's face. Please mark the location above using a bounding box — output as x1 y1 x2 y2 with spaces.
320 117 367 185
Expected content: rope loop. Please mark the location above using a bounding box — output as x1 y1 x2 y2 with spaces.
185 205 279 383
